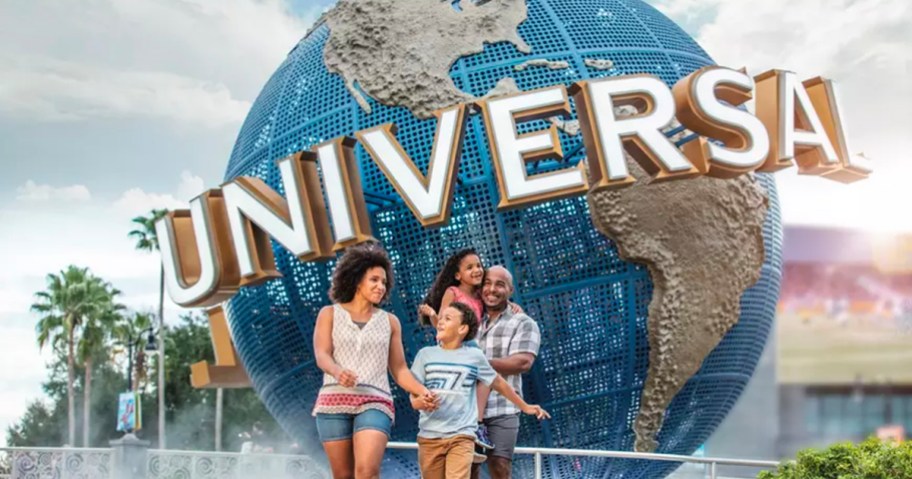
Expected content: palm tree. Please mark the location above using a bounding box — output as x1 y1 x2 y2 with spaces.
33 266 113 446
77 280 122 447
129 208 168 448
129 209 167 324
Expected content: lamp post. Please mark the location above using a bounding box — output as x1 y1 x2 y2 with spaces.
157 311 165 450
120 327 158 436
125 327 158 391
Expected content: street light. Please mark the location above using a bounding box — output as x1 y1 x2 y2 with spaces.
115 326 157 437
125 326 157 392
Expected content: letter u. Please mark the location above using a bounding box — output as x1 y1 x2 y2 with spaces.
156 190 240 308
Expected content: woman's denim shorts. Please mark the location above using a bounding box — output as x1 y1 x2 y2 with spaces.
315 410 392 442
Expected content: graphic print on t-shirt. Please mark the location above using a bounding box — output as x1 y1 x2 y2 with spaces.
424 362 478 394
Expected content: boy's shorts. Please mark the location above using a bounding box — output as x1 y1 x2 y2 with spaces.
417 434 475 479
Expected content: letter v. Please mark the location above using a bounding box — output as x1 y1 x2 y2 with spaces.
356 104 467 227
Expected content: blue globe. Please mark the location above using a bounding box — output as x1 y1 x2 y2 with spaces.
223 1 783 477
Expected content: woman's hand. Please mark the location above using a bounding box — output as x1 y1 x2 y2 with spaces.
334 368 358 388
418 387 439 411
410 390 440 411
508 302 524 314
410 395 434 411
521 404 551 420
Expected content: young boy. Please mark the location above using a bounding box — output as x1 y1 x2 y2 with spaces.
410 302 550 479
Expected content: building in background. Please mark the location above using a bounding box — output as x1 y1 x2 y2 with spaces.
776 226 912 456
706 226 912 476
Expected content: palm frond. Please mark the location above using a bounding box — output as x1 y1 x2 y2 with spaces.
129 209 168 252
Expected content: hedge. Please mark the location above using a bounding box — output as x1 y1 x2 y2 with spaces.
758 437 912 479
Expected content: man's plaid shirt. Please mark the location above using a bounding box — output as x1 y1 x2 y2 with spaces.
477 307 541 418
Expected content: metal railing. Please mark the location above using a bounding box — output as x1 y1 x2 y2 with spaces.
388 441 780 479
0 443 779 478
0 447 328 479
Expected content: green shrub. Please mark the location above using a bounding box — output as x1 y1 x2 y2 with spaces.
758 438 912 479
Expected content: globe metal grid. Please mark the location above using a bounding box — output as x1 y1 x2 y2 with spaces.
222 1 784 477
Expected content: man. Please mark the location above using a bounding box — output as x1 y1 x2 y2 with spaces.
472 266 542 479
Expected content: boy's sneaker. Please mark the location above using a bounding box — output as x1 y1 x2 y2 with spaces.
473 446 487 464
475 423 495 450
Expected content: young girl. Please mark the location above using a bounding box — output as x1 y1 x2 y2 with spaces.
418 248 495 455
419 248 484 331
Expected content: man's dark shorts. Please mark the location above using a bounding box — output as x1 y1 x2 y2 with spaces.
484 414 520 460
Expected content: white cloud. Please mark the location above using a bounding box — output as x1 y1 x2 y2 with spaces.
113 170 206 215
0 0 316 126
113 188 186 217
649 0 722 30
695 0 910 76
775 160 912 233
650 0 912 232
0 57 251 127
0 288 33 316
175 171 206 203
16 180 91 202
0 323 54 446
16 180 92 201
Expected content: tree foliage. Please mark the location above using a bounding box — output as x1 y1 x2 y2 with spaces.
32 265 122 447
13 213 290 452
10 312 287 452
759 438 912 479
128 209 167 253
156 313 286 452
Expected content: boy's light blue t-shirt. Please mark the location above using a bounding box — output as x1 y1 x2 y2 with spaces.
410 345 497 439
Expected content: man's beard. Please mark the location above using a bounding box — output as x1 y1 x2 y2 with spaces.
486 299 507 312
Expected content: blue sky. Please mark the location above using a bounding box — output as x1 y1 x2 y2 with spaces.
0 0 908 445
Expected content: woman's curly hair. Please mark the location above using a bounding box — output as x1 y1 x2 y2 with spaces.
420 248 478 325
329 242 394 304
448 301 479 341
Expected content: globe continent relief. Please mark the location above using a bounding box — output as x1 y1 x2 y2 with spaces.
222 0 783 477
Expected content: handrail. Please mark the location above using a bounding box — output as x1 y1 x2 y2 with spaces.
147 448 308 459
0 447 112 453
387 441 779 478
0 444 781 479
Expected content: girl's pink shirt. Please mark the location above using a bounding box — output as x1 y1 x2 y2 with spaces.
446 285 484 325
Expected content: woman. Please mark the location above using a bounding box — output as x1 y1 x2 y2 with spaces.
313 242 436 479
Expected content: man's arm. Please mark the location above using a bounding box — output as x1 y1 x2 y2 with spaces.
489 352 535 376
490 317 541 375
